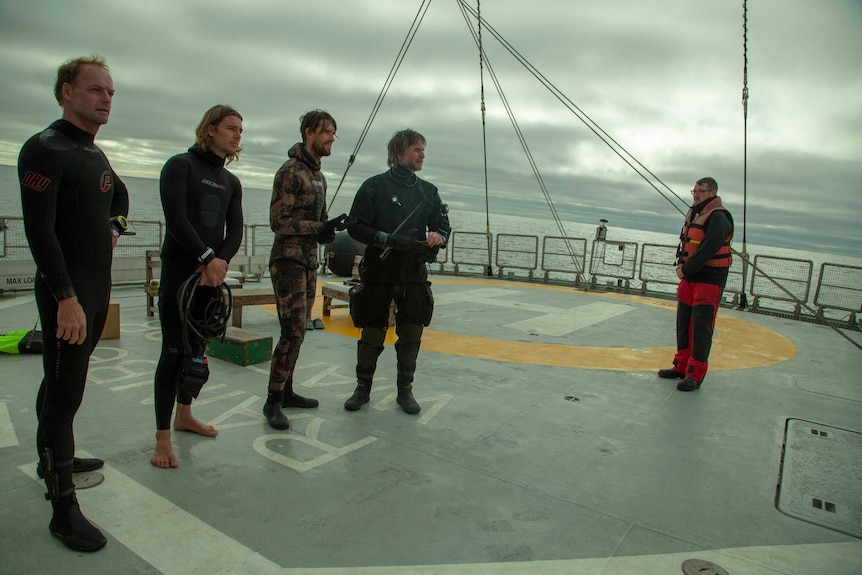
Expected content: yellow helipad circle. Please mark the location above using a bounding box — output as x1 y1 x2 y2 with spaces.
261 278 796 372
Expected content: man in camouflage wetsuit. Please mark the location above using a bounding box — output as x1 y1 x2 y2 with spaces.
263 110 347 429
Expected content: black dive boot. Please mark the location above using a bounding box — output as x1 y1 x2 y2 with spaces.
282 379 319 408
41 449 107 552
50 493 107 552
345 338 383 411
396 383 421 414
344 382 371 411
395 332 421 414
263 389 290 430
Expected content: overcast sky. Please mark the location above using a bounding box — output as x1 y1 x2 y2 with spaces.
1 0 860 256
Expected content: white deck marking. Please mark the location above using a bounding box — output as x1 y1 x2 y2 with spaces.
17 454 862 574
436 288 634 336
19 453 282 575
0 295 32 310
505 301 634 337
0 401 19 448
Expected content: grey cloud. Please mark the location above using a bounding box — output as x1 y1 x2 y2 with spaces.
0 0 860 258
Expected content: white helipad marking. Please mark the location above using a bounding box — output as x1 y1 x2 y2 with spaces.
0 401 19 448
505 301 633 336
19 452 281 574
436 289 634 336
17 453 862 574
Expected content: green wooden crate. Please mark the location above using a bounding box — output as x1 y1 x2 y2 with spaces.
207 327 272 366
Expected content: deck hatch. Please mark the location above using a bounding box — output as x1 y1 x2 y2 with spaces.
776 418 862 538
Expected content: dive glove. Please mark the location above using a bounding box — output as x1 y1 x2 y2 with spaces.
318 213 349 244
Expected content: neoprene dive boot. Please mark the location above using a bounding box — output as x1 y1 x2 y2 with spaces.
263 389 290 430
344 382 371 411
395 335 421 414
281 379 319 408
41 448 107 552
345 338 383 411
396 382 421 414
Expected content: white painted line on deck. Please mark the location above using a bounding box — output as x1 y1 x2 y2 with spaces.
17 454 862 575
0 294 33 310
0 401 19 448
505 301 633 336
19 452 281 575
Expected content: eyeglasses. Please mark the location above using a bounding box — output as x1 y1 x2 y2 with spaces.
690 188 714 195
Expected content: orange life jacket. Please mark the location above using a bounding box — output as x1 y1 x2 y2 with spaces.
679 196 733 267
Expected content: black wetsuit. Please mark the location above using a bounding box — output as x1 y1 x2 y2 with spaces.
18 119 129 497
154 145 243 429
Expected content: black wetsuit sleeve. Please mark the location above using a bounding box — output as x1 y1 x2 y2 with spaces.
160 156 209 259
19 138 76 300
109 162 130 222
217 177 243 262
682 211 733 277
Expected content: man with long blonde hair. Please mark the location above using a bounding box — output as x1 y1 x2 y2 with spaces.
151 105 244 468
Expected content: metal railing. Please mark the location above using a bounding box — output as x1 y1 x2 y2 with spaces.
2 216 859 328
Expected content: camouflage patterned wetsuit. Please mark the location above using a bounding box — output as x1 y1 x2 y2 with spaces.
267 143 330 392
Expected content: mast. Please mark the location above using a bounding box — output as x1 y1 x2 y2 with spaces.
477 0 493 276
742 0 749 255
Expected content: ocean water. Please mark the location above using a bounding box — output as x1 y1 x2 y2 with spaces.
2 162 860 271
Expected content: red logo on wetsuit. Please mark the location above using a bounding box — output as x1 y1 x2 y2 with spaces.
21 171 51 192
100 171 113 193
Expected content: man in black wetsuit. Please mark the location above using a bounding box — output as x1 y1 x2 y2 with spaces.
150 105 244 468
19 55 129 552
345 129 450 414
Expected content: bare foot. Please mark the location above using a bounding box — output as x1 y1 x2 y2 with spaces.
173 404 218 437
151 430 179 468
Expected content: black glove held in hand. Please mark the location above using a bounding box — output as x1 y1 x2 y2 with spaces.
318 214 349 244
388 233 416 251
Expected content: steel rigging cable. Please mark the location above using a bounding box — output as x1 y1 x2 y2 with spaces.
327 0 433 210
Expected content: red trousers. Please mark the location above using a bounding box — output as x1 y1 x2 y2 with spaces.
672 278 723 383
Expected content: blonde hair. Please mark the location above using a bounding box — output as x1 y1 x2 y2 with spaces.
195 105 243 163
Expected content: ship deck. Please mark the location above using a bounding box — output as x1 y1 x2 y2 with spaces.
1 275 861 574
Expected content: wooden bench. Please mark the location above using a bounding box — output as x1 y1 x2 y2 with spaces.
230 286 276 328
206 327 272 366
322 282 352 317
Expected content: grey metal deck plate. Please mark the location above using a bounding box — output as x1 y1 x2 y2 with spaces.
777 418 862 538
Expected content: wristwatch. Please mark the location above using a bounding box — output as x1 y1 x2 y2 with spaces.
198 247 216 266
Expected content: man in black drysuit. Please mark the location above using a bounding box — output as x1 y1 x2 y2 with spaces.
19 55 129 552
345 129 450 414
150 105 244 469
